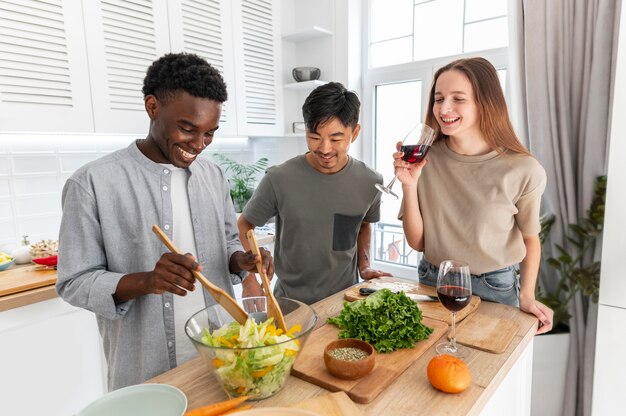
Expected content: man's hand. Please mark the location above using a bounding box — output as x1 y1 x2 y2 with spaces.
360 267 392 281
113 252 201 303
230 247 274 277
147 252 200 296
242 275 264 298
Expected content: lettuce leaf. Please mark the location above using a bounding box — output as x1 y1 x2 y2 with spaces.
327 288 433 352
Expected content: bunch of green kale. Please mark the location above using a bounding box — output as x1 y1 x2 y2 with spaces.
327 288 433 352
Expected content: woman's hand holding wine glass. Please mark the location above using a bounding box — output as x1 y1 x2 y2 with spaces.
393 141 428 188
375 122 435 199
436 260 472 359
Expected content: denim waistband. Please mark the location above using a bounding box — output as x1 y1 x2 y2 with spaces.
420 259 517 278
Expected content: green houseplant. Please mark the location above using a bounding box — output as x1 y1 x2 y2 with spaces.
537 175 607 330
213 154 269 212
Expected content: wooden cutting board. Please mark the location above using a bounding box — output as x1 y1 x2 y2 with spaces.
449 312 520 354
0 265 57 297
289 391 362 416
291 318 447 404
343 280 481 325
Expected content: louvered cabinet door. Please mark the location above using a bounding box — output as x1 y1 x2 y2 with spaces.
168 0 239 137
0 0 94 132
82 0 171 134
231 0 283 136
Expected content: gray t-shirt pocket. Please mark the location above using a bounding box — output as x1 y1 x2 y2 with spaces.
333 213 362 251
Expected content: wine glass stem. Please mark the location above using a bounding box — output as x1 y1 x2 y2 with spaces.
451 311 457 350
385 176 398 189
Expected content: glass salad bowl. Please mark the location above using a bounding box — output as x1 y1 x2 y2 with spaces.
185 297 318 400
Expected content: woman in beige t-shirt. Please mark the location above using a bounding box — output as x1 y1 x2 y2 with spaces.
393 57 553 334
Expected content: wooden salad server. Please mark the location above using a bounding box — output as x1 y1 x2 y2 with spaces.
152 224 248 325
246 229 287 331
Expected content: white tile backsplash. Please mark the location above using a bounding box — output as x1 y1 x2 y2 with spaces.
16 214 63 244
16 195 61 216
0 157 9 175
12 156 58 174
60 155 103 172
0 133 302 250
0 200 13 219
14 176 59 196
0 178 10 197
0 133 128 248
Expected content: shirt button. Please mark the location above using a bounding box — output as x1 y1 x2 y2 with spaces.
164 302 170 308
162 185 168 191
163 169 169 174
164 224 170 230
167 341 173 347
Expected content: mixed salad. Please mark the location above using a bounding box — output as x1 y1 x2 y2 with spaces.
200 318 302 398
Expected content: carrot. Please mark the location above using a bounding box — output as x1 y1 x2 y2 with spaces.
221 404 253 414
184 396 249 416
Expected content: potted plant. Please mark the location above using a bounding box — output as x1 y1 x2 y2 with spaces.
213 154 269 213
536 175 607 331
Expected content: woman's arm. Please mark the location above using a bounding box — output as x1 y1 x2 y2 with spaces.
519 234 554 334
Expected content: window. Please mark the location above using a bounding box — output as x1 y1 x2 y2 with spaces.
363 0 509 278
369 0 509 68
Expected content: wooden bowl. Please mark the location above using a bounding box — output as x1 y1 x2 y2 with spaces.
323 338 375 380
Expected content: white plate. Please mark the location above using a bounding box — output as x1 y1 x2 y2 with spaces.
235 408 320 416
76 384 187 416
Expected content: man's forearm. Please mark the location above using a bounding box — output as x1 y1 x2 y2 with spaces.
357 222 372 273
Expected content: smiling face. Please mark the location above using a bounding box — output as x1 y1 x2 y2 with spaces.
305 117 360 174
432 69 482 141
141 91 221 168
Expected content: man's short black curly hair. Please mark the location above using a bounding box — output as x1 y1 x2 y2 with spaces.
142 52 228 104
302 82 360 133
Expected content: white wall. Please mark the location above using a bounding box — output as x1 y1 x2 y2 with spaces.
592 2 626 414
0 133 306 253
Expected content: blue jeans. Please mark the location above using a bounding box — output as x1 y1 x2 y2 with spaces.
418 259 520 307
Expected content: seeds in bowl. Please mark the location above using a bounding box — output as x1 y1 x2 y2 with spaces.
329 346 369 361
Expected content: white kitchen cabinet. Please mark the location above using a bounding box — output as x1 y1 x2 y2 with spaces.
82 0 171 134
0 297 106 416
168 0 239 137
1 0 284 136
0 0 94 132
230 0 284 136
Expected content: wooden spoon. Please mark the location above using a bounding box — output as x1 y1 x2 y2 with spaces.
246 229 287 331
152 224 248 325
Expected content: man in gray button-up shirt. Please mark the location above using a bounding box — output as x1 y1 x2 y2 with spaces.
56 53 273 391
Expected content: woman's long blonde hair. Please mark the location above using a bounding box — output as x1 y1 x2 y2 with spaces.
424 57 530 156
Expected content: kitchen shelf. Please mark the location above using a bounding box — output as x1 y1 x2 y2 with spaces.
282 26 333 42
284 80 328 91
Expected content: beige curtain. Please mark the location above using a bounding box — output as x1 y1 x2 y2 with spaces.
508 0 621 415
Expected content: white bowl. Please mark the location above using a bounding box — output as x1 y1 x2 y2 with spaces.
76 384 187 416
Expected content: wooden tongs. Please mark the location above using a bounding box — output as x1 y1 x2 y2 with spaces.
246 229 287 331
152 224 248 325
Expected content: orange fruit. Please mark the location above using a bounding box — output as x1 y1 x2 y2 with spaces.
427 354 471 393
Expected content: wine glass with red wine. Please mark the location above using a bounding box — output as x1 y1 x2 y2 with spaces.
436 259 472 358
375 122 436 199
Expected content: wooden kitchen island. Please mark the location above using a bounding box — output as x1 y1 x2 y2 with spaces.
150 287 538 415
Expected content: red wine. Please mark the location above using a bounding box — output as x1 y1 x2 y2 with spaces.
437 285 471 312
400 144 430 163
